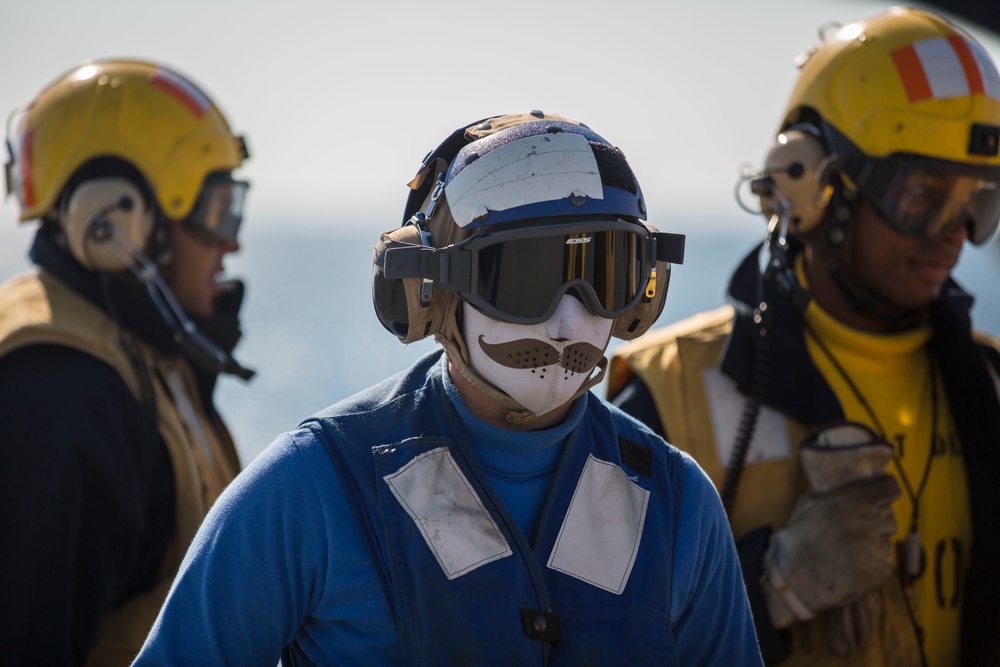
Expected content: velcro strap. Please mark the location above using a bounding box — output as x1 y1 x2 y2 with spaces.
381 243 470 291
654 232 686 265
382 244 439 280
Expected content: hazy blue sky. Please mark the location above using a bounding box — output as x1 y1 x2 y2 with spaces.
3 0 998 243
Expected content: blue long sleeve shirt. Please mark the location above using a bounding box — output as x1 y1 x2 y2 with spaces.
135 351 762 665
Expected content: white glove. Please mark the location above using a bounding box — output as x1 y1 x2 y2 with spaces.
762 424 899 637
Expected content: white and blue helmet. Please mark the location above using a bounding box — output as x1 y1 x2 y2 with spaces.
373 111 684 343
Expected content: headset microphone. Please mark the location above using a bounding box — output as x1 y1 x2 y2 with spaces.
139 249 256 381
749 175 772 197
81 198 255 380
177 324 255 381
736 163 812 313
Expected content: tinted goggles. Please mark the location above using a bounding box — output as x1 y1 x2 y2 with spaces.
382 219 685 325
185 176 249 245
856 157 1000 244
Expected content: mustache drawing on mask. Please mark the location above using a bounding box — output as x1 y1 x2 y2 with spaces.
476 337 605 375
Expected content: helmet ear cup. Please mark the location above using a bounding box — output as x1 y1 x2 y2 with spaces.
372 225 454 344
761 129 833 234
610 222 672 340
611 259 670 340
62 178 153 271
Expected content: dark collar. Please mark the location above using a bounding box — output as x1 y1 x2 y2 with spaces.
719 243 976 426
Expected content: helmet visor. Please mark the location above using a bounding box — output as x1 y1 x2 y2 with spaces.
458 219 655 324
858 158 1000 244
186 176 249 245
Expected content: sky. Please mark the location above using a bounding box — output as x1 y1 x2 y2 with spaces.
3 0 999 240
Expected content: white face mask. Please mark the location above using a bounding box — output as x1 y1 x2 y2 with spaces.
462 295 613 416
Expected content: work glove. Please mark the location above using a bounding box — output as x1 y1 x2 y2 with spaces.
761 423 900 647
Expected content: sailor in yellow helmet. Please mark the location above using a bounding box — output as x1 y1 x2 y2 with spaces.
0 59 254 665
608 7 1000 666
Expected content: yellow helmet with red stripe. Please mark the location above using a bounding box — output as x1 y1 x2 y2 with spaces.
775 7 1000 244
5 59 248 223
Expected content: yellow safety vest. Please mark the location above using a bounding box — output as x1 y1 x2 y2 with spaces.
608 305 923 666
0 270 240 666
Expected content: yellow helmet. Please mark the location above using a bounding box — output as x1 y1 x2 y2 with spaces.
5 58 248 223
774 7 1000 244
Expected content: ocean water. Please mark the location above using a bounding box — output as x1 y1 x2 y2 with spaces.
2 220 999 465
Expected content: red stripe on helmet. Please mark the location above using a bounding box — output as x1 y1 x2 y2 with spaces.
150 70 208 119
891 44 933 103
19 129 35 209
947 34 985 95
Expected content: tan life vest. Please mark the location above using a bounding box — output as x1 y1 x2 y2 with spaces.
0 270 241 666
607 305 922 666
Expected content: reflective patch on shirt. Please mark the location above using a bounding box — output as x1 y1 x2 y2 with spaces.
547 454 649 595
703 367 792 466
383 447 512 580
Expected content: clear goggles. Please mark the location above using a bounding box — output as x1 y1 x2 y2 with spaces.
383 218 684 325
184 174 249 245
855 157 1000 244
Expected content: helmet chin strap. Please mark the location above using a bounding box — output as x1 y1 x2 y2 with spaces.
810 186 925 332
828 265 925 332
825 201 923 331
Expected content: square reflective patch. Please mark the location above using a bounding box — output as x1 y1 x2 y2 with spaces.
547 454 649 595
703 367 791 466
383 447 512 580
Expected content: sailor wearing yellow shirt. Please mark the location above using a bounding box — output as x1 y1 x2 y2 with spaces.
607 7 1000 666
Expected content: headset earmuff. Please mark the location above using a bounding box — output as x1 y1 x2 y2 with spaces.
374 120 488 344
610 258 670 340
609 222 682 341
372 223 455 344
761 128 834 235
62 177 153 272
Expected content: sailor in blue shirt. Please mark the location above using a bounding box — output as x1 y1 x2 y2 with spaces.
135 111 764 666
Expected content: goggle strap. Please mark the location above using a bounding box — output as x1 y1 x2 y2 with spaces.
381 244 434 280
382 244 472 292
653 232 686 264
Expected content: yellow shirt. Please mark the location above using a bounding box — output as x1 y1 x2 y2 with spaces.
801 268 970 667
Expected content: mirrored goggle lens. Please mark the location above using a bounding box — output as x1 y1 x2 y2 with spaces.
471 227 648 322
862 163 1000 242
188 180 249 244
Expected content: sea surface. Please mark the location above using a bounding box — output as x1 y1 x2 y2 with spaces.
2 220 999 464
